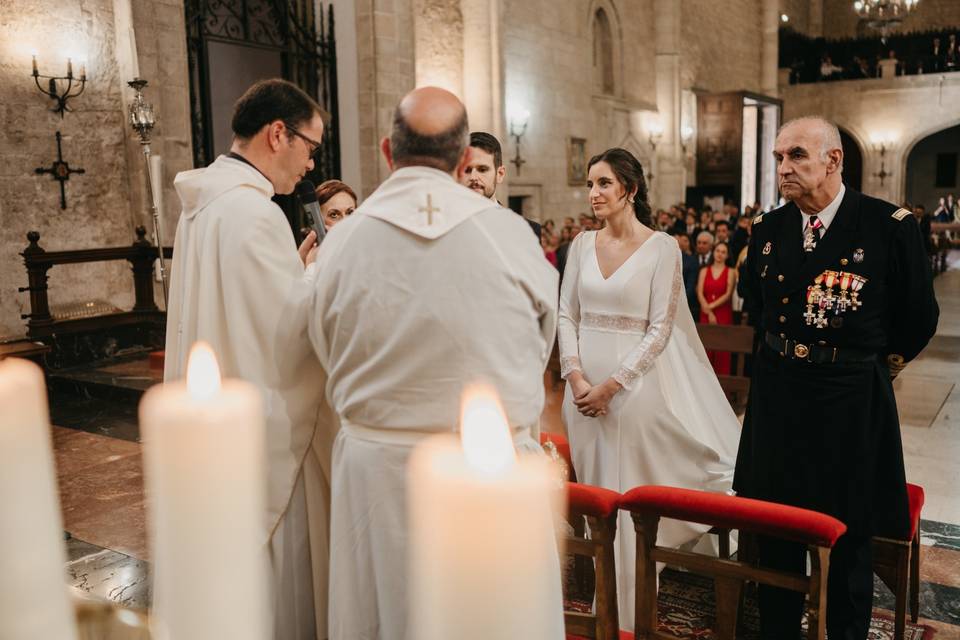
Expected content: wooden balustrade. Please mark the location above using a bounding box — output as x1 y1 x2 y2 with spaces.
19 227 173 340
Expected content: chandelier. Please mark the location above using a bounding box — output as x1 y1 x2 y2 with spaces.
853 0 919 34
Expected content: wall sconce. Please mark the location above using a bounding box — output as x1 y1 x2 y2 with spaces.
31 51 87 118
508 106 530 175
680 125 694 154
870 132 895 186
647 120 664 151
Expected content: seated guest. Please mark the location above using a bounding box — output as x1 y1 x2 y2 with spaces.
315 179 358 230
820 55 843 80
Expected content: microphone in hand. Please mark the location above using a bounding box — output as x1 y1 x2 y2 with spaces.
295 180 327 244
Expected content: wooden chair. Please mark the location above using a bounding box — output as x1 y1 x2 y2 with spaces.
620 485 847 640
695 323 755 414
873 483 925 640
563 482 624 640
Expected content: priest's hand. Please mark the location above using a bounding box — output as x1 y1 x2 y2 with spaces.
574 378 621 418
298 231 319 267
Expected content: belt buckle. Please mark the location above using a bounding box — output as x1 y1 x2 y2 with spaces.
793 343 810 360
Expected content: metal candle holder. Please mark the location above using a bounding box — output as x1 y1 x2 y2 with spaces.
32 55 86 118
128 78 169 308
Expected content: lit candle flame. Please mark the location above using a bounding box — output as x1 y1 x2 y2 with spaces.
459 384 516 476
186 342 221 401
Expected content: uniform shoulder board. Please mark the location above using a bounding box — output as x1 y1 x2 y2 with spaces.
891 208 911 221
753 213 765 224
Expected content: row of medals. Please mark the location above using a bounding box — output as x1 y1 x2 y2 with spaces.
805 270 868 329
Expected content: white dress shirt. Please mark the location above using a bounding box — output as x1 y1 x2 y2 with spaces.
799 183 845 237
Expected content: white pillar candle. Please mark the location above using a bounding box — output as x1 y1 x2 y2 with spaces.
408 385 565 640
0 359 78 640
140 343 269 640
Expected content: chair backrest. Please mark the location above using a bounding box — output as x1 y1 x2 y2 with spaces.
696 323 755 413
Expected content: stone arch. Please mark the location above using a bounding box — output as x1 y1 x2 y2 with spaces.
837 127 863 193
588 0 623 97
904 122 960 209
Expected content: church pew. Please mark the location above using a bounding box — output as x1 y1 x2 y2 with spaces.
695 323 755 414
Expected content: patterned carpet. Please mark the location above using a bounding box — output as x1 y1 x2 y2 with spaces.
564 567 936 639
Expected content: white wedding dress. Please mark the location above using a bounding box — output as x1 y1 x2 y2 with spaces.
558 230 741 631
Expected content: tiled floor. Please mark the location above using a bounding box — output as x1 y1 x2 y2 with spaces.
50 253 960 636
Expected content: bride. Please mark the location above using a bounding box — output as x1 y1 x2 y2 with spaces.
557 147 741 631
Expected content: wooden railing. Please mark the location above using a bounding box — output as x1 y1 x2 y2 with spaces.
19 227 173 340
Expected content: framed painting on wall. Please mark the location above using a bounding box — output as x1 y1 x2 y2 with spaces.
567 137 587 186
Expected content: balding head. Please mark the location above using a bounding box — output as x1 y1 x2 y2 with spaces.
383 86 469 173
774 116 845 212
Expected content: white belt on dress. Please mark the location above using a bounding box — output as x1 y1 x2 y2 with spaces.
340 420 532 446
580 311 649 334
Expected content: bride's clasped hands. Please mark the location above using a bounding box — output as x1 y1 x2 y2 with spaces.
568 371 622 418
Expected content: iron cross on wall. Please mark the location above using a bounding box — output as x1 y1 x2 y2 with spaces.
35 131 85 210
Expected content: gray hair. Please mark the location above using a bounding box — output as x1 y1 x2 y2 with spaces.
696 230 715 245
778 116 844 171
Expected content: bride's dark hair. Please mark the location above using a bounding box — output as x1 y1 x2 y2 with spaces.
586 148 653 227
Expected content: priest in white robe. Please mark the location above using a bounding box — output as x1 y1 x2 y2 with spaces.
307 87 564 640
164 79 335 639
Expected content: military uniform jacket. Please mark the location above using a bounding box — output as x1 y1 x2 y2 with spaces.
733 188 939 537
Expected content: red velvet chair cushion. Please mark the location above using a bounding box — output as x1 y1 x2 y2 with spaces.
620 486 847 548
906 483 924 540
540 432 576 482
568 482 621 518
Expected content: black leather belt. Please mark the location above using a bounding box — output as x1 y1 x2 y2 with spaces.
764 332 875 364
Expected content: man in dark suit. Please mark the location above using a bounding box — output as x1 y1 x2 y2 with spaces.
735 116 939 640
675 232 700 314
461 131 541 240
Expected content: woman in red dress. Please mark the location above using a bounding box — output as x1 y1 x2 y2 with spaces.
696 241 736 375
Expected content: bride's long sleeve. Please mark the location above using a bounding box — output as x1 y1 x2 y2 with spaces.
612 239 683 390
557 233 586 379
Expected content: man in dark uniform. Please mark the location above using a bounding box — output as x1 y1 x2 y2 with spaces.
734 116 939 640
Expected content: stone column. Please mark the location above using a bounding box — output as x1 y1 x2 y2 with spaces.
461 0 504 138
355 0 417 197
653 0 684 208
761 0 779 97
808 0 824 38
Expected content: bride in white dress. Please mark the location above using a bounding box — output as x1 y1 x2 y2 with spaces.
558 148 741 631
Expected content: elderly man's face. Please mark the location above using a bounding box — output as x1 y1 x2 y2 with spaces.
773 122 841 205
696 236 713 256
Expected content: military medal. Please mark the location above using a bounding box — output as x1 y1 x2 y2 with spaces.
853 248 864 263
806 270 868 329
761 264 768 278
849 273 866 310
763 241 772 255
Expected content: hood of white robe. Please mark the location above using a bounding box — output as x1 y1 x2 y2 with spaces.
357 166 500 240
173 155 275 220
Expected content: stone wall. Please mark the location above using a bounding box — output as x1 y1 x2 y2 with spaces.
680 0 764 95
0 0 191 341
820 0 960 40
780 70 960 205
780 0 811 36
501 0 659 221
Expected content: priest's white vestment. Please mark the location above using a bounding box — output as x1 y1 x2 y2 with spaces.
166 155 337 639
307 166 564 640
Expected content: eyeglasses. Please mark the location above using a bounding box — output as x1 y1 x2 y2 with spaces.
286 124 323 160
